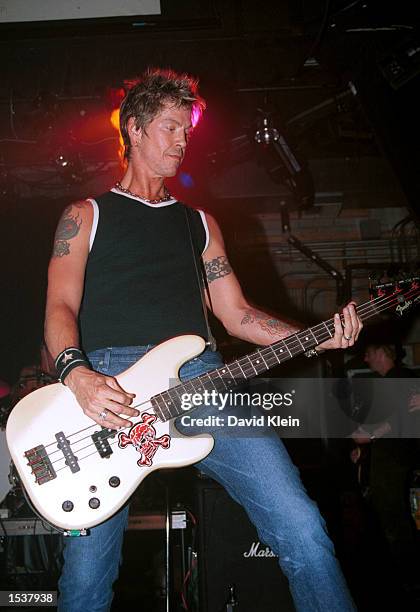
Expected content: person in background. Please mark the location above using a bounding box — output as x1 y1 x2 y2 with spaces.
351 341 419 597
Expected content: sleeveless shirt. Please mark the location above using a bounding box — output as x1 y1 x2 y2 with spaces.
79 190 209 352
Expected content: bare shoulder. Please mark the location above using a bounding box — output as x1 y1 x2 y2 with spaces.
56 199 93 227
202 211 220 234
51 199 93 258
200 212 225 251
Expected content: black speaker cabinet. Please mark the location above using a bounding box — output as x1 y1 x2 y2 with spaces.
196 479 295 611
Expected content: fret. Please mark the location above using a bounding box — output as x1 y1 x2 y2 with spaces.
181 379 196 396
168 385 183 403
249 352 269 375
217 364 234 380
299 331 315 350
154 392 174 421
189 377 206 393
245 355 258 376
256 349 269 370
235 361 247 379
162 391 179 419
151 397 166 422
156 391 172 413
209 369 229 391
261 347 279 367
159 391 173 408
172 401 186 420
222 363 240 385
168 383 199 419
229 362 243 378
323 321 333 338
218 364 237 388
202 371 218 391
238 357 256 377
281 339 293 358
308 327 318 345
210 365 235 391
268 343 283 363
295 334 306 352
221 366 234 382
311 326 326 344
177 380 202 409
267 344 281 363
162 392 178 418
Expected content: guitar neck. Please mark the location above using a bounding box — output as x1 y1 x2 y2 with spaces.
152 290 407 422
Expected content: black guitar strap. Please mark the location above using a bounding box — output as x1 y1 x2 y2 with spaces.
184 207 217 351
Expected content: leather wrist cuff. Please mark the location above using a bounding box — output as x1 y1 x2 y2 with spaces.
54 347 91 384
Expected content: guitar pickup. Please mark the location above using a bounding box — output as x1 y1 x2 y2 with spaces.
92 428 116 458
24 445 56 485
56 431 80 473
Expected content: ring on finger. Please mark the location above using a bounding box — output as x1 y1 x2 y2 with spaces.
344 334 352 341
99 410 107 420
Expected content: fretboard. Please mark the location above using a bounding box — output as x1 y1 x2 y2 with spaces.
149 292 397 422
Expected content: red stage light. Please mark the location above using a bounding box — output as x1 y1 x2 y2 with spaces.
110 108 125 162
191 104 202 128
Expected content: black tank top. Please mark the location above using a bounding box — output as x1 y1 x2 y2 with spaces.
79 191 209 352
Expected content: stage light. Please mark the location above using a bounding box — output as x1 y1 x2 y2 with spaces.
191 105 202 128
110 108 125 162
110 108 119 132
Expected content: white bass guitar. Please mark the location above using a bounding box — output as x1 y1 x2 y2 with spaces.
6 277 420 530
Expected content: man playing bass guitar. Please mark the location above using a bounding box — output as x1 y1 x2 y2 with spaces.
45 68 362 612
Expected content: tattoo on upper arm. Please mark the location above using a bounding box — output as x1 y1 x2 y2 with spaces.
240 309 297 338
204 255 232 283
52 203 83 257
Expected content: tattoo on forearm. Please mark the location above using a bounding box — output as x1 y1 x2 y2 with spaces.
240 309 297 338
52 203 83 257
204 255 232 283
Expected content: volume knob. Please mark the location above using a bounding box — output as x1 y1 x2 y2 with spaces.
88 497 100 509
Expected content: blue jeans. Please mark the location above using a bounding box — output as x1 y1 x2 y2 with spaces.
58 346 356 612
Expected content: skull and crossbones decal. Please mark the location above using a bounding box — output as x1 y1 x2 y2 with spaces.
118 412 171 467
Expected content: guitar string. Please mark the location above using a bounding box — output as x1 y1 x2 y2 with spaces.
42 287 420 472
38 287 420 466
43 290 394 456
43 396 156 459
54 288 420 474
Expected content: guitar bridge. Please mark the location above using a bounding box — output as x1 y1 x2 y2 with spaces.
24 445 57 485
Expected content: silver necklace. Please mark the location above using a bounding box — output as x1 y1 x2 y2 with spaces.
114 181 172 204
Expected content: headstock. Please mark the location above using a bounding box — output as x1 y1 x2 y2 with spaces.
369 272 420 318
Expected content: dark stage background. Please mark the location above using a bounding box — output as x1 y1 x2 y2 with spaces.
1 2 420 610
1 1 420 382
